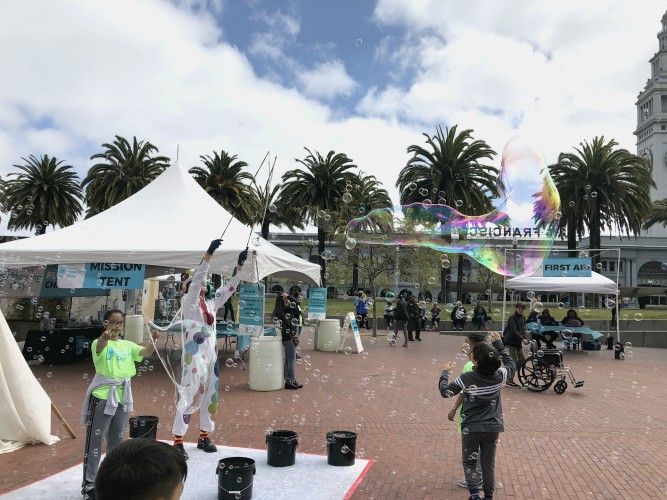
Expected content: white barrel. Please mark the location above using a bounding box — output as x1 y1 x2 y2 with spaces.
248 336 284 391
124 315 144 344
316 319 341 352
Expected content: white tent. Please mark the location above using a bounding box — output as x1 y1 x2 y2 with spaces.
0 308 59 453
0 163 320 284
503 271 620 340
505 272 618 294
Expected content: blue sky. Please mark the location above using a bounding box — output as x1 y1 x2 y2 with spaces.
1 0 667 236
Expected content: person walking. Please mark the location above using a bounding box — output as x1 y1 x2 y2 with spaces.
392 294 409 347
355 291 370 329
502 302 527 387
407 295 421 341
223 295 235 322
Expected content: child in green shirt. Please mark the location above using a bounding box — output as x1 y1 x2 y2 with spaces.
81 309 158 500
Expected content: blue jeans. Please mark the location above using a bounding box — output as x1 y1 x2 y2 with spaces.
283 339 296 381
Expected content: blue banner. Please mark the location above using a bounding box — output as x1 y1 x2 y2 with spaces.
543 258 591 277
239 283 265 327
308 287 328 320
83 263 145 289
41 266 110 298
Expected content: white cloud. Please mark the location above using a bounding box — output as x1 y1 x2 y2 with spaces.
297 60 357 99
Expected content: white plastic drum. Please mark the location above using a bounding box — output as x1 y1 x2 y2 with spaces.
248 336 284 391
124 315 145 344
316 319 341 352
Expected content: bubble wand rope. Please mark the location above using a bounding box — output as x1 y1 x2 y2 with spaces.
246 156 276 249
219 150 270 241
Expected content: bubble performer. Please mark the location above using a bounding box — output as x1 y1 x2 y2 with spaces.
171 239 248 459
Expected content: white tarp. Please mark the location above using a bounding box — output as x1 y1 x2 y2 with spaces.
506 271 617 294
0 308 59 453
0 163 320 285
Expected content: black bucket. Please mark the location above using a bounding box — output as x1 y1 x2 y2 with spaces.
216 457 256 500
128 416 158 439
266 430 298 467
326 431 356 466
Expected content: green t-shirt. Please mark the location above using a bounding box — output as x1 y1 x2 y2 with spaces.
91 338 143 403
457 360 475 433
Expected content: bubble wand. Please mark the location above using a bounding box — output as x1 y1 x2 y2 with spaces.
246 156 276 248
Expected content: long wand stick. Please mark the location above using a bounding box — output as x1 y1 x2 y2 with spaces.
246 156 277 248
218 150 270 240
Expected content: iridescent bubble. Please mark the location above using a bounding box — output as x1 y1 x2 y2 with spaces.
268 203 277 213
342 192 353 203
634 313 643 322
345 139 559 277
345 238 357 250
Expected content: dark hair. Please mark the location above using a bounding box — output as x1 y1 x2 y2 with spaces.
472 343 501 377
95 439 187 500
566 309 578 317
103 309 125 321
466 332 487 345
515 303 525 310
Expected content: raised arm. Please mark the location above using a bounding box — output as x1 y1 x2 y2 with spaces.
489 331 516 382
438 361 464 398
212 249 248 310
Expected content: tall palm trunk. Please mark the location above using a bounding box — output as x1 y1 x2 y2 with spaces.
440 265 448 304
352 257 359 294
318 227 327 286
567 208 577 306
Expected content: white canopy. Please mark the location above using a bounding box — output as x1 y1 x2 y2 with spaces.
505 272 617 294
0 163 320 284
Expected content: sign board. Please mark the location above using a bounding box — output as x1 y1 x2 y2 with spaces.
57 263 146 289
41 265 109 298
338 312 364 354
307 287 328 320
238 283 265 336
542 258 592 278
0 267 43 298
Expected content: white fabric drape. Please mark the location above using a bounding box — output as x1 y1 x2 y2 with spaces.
0 308 59 453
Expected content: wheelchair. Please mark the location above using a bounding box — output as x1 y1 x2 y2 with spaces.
517 341 584 394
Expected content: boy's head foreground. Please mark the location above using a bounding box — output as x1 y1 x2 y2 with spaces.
95 439 187 500
472 343 502 377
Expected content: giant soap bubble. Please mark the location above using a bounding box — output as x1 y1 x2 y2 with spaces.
345 138 560 277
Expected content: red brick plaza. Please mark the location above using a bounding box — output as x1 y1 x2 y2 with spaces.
1 329 666 499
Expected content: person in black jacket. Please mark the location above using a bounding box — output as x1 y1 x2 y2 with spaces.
407 295 421 341
534 309 559 349
502 303 527 387
392 294 409 347
273 293 302 390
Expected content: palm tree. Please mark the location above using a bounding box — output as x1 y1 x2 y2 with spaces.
4 155 83 234
549 137 654 269
82 136 169 218
397 125 500 301
281 149 358 285
189 151 257 224
643 199 667 229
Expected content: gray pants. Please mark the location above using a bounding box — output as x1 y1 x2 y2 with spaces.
461 431 499 498
283 339 296 381
508 346 526 381
81 396 128 494
393 319 408 345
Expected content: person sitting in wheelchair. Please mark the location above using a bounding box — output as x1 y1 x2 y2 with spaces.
532 309 559 350
561 309 584 350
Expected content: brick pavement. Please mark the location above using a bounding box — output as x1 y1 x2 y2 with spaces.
1 329 666 499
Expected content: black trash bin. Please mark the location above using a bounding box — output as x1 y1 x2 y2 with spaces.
326 431 356 466
606 334 614 350
128 416 158 439
266 430 298 467
216 457 256 500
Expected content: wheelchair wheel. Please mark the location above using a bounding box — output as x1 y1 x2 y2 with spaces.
554 380 567 394
517 356 554 392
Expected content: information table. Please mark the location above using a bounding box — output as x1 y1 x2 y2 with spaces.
22 327 103 364
525 323 603 341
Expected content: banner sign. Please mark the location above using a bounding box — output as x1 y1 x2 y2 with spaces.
308 287 328 320
542 258 592 278
57 263 145 289
238 283 265 336
41 266 110 298
339 312 364 354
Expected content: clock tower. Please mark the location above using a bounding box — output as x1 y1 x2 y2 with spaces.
635 10 667 236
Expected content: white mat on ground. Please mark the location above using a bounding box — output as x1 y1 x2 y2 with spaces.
2 443 372 500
